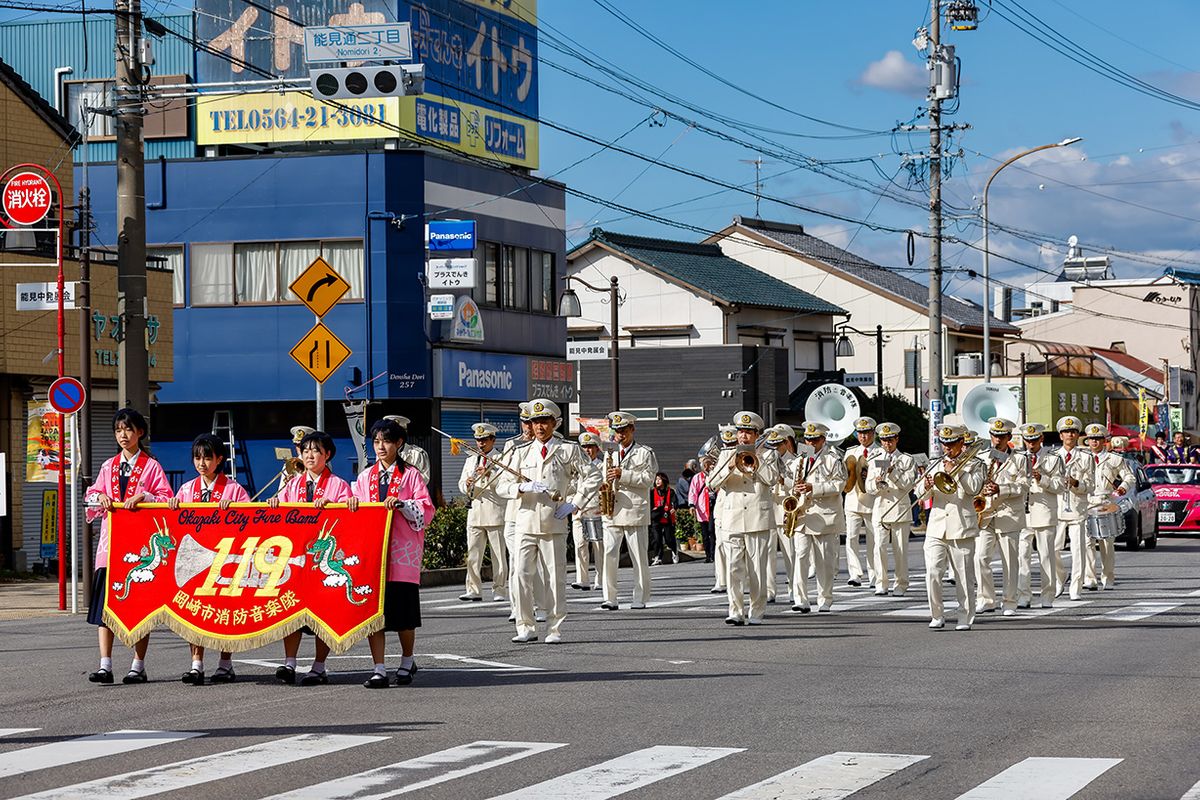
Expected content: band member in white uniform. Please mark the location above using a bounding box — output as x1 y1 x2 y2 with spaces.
709 424 737 594
920 425 986 631
1054 415 1094 600
503 404 548 622
457 423 508 602
707 411 780 625
571 432 604 591
866 422 917 596
1016 423 1063 608
765 424 798 604
383 415 432 484
843 416 881 589
600 412 657 610
974 418 1028 616
792 421 847 613
1084 423 1135 591
278 425 315 494
497 399 600 643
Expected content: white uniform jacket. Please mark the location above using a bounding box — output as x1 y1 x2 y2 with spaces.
458 452 506 528
1056 447 1095 522
497 439 601 535
771 451 797 526
401 443 432 485
1088 452 1136 507
789 445 848 534
576 457 604 518
866 450 918 525
606 442 658 527
843 443 882 515
708 447 781 534
980 448 1028 533
1024 448 1063 528
920 453 986 541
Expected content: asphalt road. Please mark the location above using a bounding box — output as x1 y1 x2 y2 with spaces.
3 533 1200 800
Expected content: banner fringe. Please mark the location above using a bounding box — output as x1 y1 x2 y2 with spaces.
103 609 385 654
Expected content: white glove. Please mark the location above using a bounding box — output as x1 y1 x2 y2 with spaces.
399 500 426 531
519 481 550 494
553 502 577 520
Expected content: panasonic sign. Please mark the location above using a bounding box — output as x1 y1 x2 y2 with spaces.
458 361 514 390
438 349 528 401
426 219 477 252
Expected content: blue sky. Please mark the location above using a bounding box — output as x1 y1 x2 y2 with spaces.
535 0 1200 305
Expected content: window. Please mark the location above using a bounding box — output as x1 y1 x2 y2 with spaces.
793 339 821 370
622 407 658 421
64 77 188 140
188 239 364 306
477 241 553 313
531 250 554 312
147 246 184 306
477 242 499 306
661 407 703 421
503 246 530 310
64 81 113 139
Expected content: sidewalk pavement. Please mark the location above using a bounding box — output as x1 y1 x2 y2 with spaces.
0 580 78 620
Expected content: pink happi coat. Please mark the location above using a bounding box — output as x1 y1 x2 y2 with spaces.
85 452 173 571
351 462 434 584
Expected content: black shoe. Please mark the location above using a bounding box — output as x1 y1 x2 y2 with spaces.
847 579 862 587
181 668 204 686
300 670 329 686
363 672 390 689
600 602 618 610
704 558 714 563
210 666 236 684
571 582 587 590
275 665 296 684
88 668 113 684
767 597 777 604
395 662 418 686
710 587 727 594
122 669 148 684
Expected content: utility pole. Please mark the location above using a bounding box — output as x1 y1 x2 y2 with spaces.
115 0 149 412
78 185 94 595
927 0 944 451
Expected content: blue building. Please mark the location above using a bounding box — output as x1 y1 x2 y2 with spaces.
0 0 565 498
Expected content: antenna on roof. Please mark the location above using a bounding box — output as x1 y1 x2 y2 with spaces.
738 155 774 219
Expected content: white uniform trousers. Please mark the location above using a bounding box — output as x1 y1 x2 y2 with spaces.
924 537 977 625
465 524 507 598
603 524 651 606
1060 520 1093 598
1054 524 1072 589
803 531 840 607
790 532 811 609
766 527 796 602
721 529 770 621
1095 538 1116 589
713 525 729 590
513 533 567 637
976 528 1020 611
1017 527 1058 607
872 521 910 593
571 517 604 588
844 509 876 585
505 520 548 612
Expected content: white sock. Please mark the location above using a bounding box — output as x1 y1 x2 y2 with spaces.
284 657 296 669
191 660 203 672
218 659 233 670
400 656 414 670
374 663 387 676
99 657 112 671
310 661 326 674
130 658 145 673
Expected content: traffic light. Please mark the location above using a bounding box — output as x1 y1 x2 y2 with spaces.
308 64 425 101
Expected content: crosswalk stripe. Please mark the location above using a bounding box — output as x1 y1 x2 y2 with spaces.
953 756 1122 799
0 730 203 779
265 740 565 800
1180 777 1200 799
716 751 929 800
486 745 742 799
1087 601 1182 622
884 599 1092 618
15 733 385 800
0 728 38 738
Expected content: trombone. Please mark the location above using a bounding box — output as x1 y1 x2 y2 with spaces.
432 426 563 502
909 441 986 512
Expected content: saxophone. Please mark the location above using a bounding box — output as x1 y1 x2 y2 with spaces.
599 450 616 517
781 453 813 536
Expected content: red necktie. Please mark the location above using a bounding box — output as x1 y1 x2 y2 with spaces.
1095 455 1100 466
862 447 867 458
541 444 548 459
621 448 627 461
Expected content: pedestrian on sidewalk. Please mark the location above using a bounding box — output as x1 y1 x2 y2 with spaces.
649 472 679 565
689 463 716 563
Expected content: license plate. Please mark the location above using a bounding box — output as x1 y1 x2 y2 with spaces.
1159 512 1176 523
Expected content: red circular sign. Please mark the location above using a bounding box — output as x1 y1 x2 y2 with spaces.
49 376 86 414
3 171 53 226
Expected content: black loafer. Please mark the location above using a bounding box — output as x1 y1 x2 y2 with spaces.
300 670 329 686
395 662 418 686
181 668 204 686
847 579 862 587
122 669 148 684
275 665 296 684
363 672 390 689
88 668 113 684
211 667 236 684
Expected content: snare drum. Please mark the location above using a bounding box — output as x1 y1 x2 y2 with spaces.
1085 506 1124 540
581 517 605 542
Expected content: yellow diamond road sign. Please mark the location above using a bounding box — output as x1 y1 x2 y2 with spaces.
290 322 351 384
290 256 350 317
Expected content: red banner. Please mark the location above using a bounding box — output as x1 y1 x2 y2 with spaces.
103 504 392 653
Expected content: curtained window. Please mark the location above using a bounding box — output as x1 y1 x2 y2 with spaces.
190 243 234 306
234 242 278 303
185 239 363 306
321 240 364 300
148 246 184 306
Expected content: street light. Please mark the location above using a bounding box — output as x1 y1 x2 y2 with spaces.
559 274 621 409
835 323 886 418
982 136 1082 382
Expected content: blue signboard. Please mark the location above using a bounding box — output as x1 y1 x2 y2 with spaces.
436 348 527 401
427 219 476 251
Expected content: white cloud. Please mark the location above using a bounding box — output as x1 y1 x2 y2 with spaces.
858 51 926 96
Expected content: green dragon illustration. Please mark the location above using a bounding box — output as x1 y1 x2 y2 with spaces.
306 524 371 605
113 521 176 601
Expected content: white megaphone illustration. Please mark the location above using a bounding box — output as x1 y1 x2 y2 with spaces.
173 534 307 589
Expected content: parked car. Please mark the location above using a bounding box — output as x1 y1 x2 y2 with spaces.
1146 462 1200 534
1114 461 1159 549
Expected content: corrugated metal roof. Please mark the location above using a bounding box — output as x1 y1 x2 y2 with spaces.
1166 267 1200 285
571 229 847 315
728 216 1021 334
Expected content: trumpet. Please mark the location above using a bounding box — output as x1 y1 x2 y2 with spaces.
736 444 760 474
250 454 306 501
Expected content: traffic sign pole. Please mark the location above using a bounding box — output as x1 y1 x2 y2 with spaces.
315 313 324 431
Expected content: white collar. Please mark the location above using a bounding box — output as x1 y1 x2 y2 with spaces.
120 450 139 468
199 474 218 489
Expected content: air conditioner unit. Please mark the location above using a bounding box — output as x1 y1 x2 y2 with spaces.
955 352 983 377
